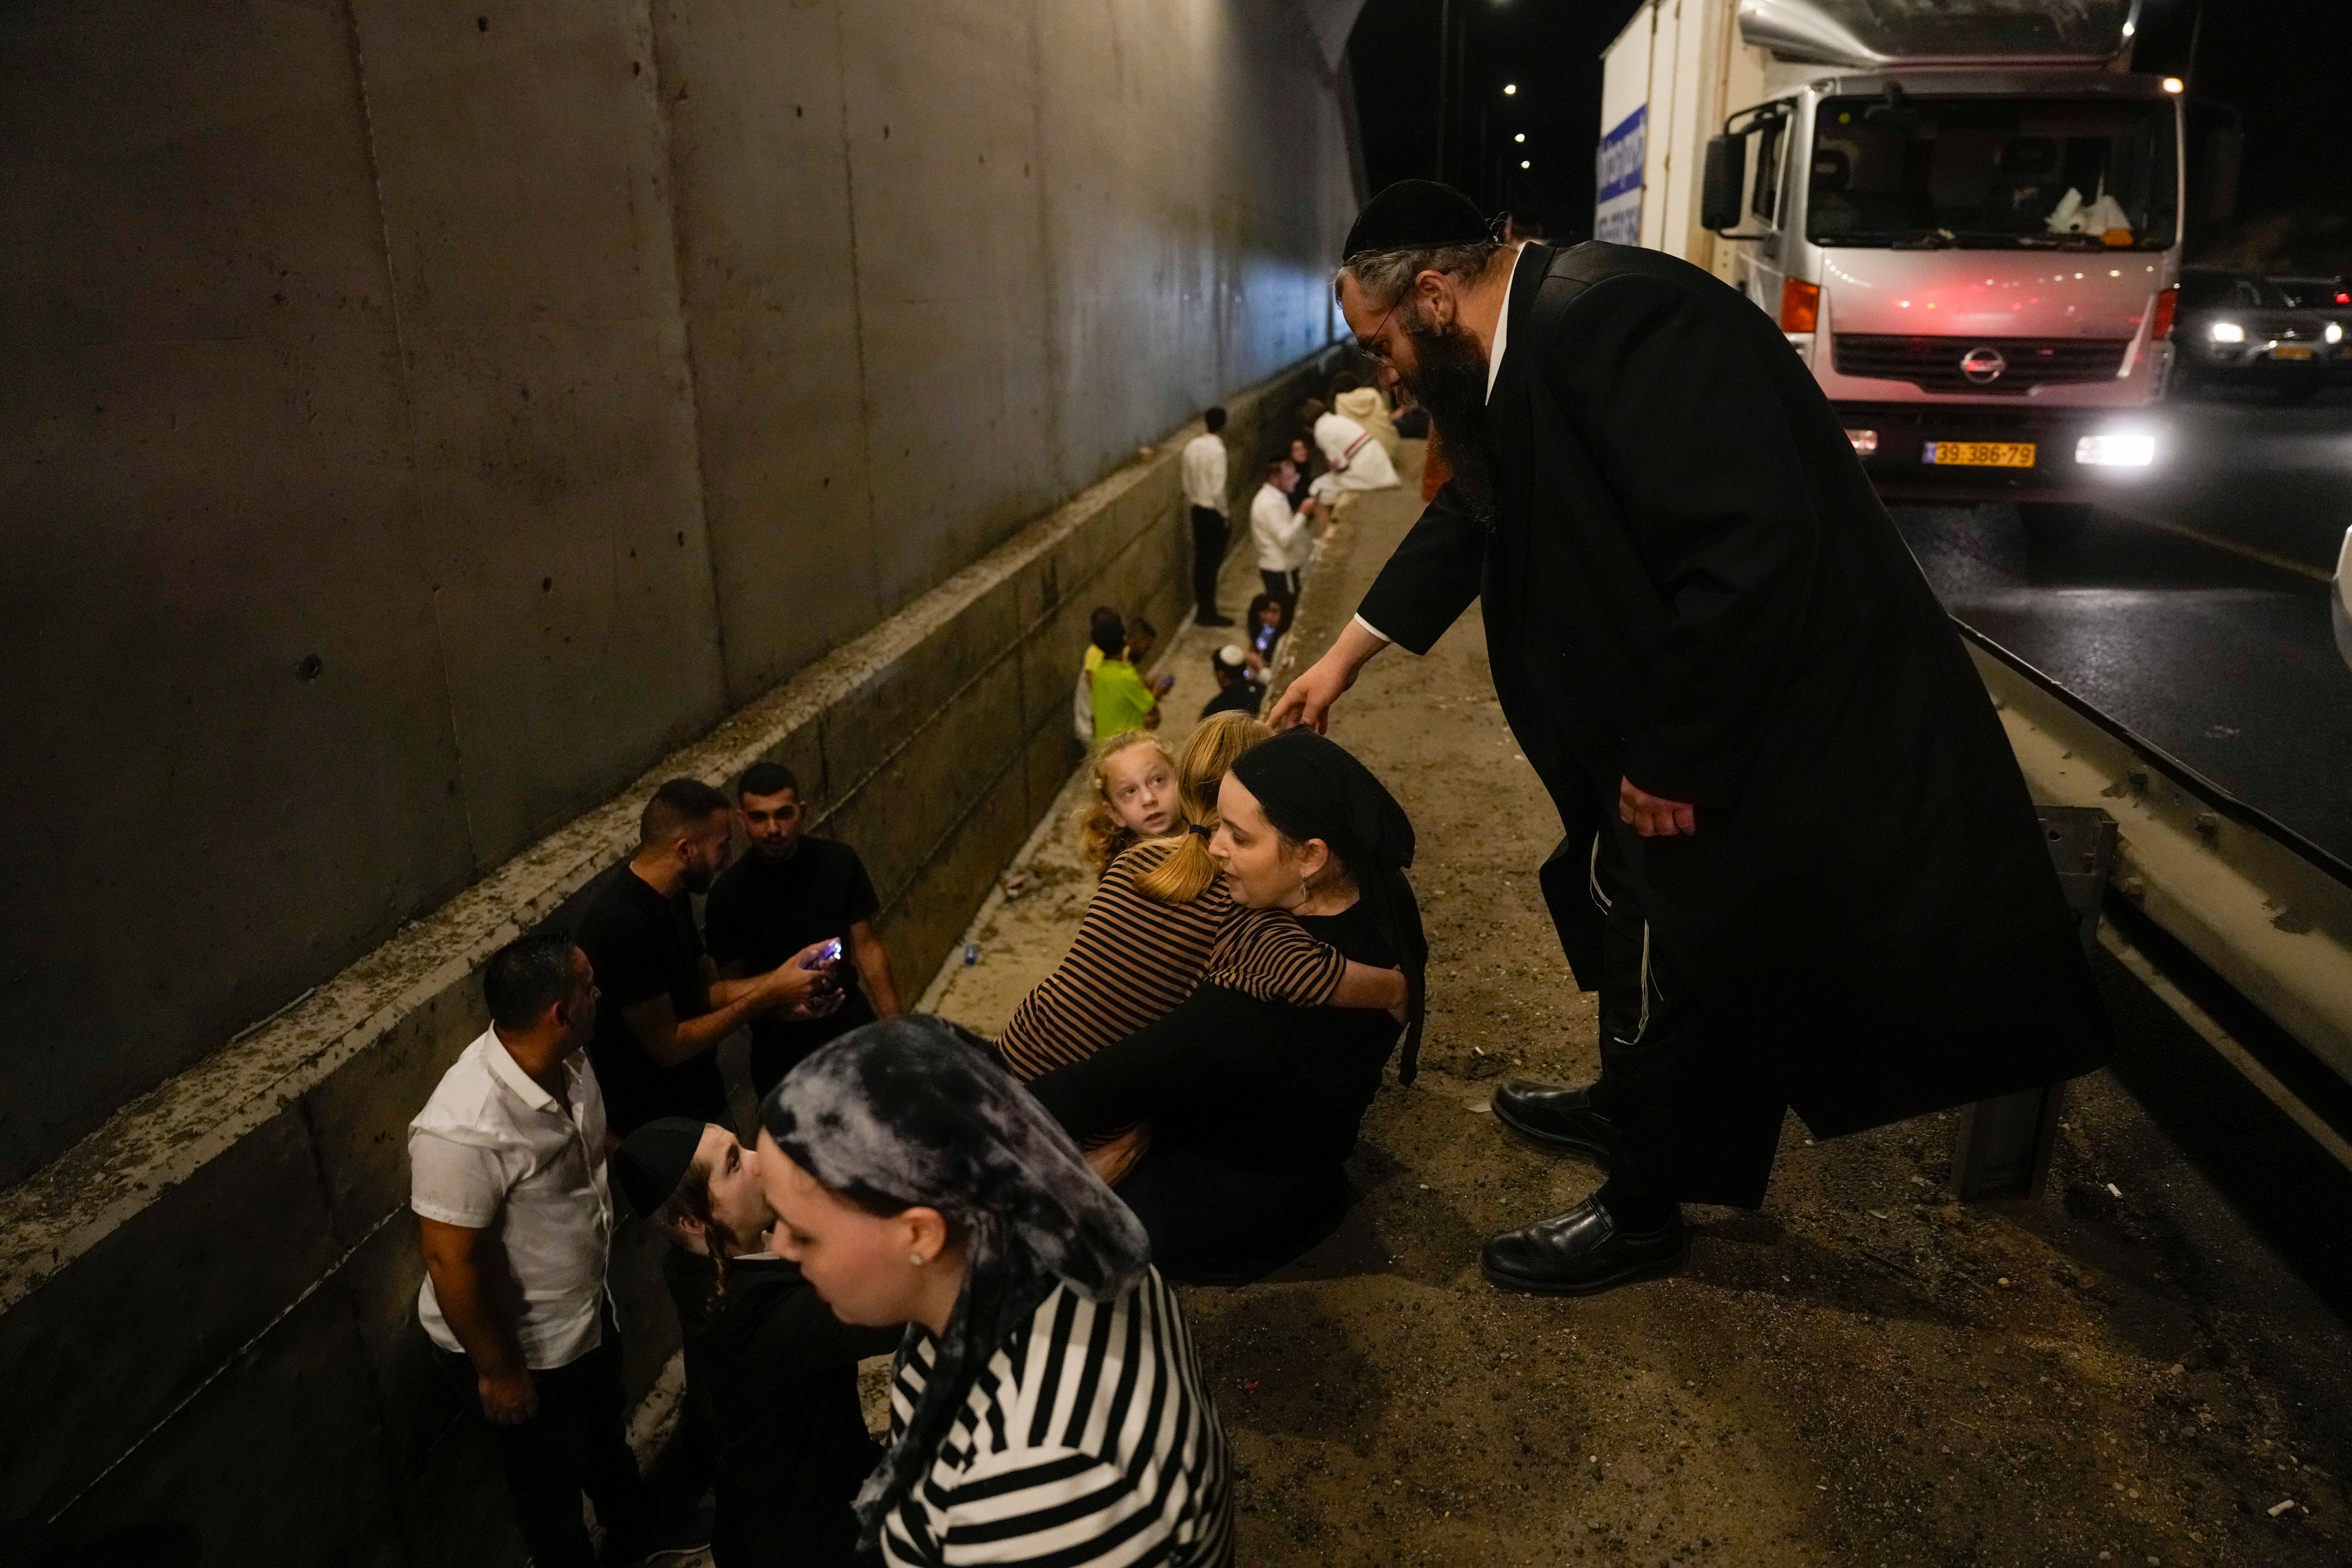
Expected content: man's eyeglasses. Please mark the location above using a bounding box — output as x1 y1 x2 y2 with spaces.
1352 292 1404 364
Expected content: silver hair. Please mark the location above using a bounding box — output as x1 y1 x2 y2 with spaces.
1336 239 1506 311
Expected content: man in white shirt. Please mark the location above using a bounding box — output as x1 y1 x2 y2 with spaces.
412 932 707 1568
1248 455 1317 616
1179 407 1235 626
1302 396 1401 507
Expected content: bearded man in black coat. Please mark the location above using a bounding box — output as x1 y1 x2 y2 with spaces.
1273 181 2107 1295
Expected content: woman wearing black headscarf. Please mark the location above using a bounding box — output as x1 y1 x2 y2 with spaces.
755 1017 1232 1567
1028 728 1425 1284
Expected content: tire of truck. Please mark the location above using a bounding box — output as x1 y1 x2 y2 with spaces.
2018 502 2092 543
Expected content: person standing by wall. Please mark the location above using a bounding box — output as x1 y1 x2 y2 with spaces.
577 778 840 1136
1180 408 1235 627
705 763 902 1098
612 1118 898 1568
1250 456 1316 619
1277 180 2106 1295
410 933 710 1568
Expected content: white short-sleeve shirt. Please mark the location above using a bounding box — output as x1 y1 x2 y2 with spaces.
411 1027 614 1370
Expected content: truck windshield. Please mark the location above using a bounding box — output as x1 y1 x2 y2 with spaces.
1808 96 2176 250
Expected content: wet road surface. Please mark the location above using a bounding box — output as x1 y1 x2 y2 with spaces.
1896 388 2352 864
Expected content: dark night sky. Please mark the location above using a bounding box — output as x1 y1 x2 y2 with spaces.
1348 0 2352 262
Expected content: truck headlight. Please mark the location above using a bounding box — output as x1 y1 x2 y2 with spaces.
2209 320 2245 343
2076 431 2157 467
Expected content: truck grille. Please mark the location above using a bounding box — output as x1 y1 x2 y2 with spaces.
1831 334 2132 394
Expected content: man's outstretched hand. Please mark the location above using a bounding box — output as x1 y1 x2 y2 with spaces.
1269 656 1353 733
1619 776 1697 839
1268 619 1389 732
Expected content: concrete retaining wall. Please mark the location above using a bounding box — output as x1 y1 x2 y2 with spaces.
0 351 1335 1563
0 0 1358 1190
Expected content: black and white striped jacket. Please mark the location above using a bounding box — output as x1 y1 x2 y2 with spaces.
881 1267 1233 1567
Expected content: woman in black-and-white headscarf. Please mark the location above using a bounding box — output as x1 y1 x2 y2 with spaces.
755 1017 1232 1567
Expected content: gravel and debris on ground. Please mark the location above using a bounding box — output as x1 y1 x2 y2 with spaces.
911 444 2352 1566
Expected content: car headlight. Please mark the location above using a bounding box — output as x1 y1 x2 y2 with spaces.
2209 320 2245 343
2076 431 2157 467
2330 322 2345 345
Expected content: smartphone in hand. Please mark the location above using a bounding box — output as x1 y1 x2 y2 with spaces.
802 937 844 970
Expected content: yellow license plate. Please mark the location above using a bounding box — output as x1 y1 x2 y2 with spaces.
2272 344 2315 360
1923 440 2037 468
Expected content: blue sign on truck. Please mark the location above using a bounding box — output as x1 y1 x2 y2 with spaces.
1594 105 1645 244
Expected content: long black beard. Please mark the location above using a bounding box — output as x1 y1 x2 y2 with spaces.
1400 315 1496 513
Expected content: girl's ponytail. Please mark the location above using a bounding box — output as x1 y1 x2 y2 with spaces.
1133 712 1272 905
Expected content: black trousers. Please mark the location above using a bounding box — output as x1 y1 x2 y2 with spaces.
1259 567 1300 619
437 1326 651 1568
1588 822 1785 1210
1189 506 1227 618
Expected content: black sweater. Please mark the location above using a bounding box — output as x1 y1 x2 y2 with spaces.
1028 900 1401 1283
667 1251 899 1566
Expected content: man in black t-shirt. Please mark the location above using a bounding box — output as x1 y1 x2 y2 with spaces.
577 778 843 1134
704 763 903 1096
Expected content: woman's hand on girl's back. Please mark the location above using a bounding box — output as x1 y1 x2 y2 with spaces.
1085 1126 1149 1187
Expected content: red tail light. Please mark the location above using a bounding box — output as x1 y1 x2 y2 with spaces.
2150 286 2177 341
2337 292 2350 304
1781 277 1821 334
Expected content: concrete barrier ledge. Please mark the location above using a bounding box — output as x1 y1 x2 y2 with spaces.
0 429 1134 1314
0 349 1335 1551
1968 636 2352 1090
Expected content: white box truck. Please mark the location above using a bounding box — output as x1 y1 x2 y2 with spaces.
1598 0 2203 537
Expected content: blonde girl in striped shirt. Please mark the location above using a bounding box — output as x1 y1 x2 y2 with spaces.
998 714 1406 1085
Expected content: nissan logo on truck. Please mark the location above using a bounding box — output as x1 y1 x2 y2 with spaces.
1961 347 2008 385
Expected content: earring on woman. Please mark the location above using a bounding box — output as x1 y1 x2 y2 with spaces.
908 1251 925 1265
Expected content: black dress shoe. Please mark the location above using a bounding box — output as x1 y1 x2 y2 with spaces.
1197 614 1237 627
1480 1198 1687 1295
1491 1079 1621 1166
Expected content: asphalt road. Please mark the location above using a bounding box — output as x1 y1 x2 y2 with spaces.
1895 387 2352 864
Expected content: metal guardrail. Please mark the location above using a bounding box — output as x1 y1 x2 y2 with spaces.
1959 624 2352 1148
1951 804 2118 1201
